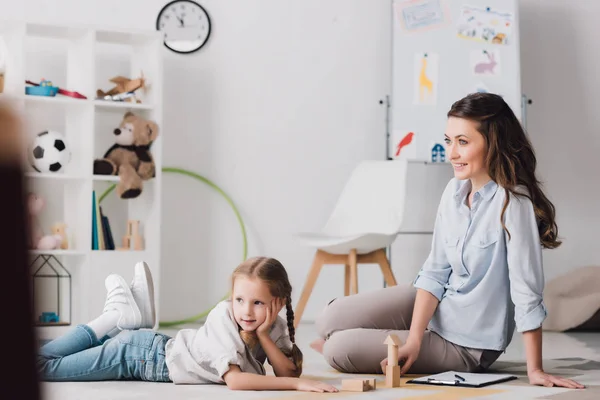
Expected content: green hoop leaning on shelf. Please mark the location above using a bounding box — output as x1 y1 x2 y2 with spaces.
98 166 247 328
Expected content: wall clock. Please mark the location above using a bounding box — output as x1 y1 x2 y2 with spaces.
156 0 211 54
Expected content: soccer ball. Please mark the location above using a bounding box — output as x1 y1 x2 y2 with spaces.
29 130 71 173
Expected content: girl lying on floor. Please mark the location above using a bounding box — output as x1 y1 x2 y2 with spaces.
37 258 337 393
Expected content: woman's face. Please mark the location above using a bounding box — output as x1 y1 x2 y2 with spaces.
444 117 489 183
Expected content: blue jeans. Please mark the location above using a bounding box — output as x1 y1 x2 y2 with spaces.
37 325 172 382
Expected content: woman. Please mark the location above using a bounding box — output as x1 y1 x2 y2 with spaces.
312 92 584 389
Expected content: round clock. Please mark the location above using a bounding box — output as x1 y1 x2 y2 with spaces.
156 0 211 54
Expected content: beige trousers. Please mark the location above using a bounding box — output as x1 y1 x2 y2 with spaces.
316 284 502 374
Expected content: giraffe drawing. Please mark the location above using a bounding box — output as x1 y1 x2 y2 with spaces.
419 53 433 102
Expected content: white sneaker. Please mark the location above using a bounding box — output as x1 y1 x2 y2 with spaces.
129 261 156 329
104 274 142 330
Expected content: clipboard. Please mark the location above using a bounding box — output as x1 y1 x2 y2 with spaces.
406 371 517 388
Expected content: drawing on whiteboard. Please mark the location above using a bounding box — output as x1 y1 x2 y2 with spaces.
471 49 501 75
430 143 446 162
456 5 513 45
414 52 438 105
394 0 449 33
392 130 417 160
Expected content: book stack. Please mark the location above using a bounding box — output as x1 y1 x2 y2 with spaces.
91 190 115 250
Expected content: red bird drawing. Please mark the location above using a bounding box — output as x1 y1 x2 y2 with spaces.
395 131 414 157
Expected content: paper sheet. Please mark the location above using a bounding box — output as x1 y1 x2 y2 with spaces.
457 5 513 45
413 52 439 105
392 130 417 160
471 49 501 76
395 0 449 33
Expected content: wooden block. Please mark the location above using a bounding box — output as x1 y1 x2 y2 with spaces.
132 235 144 251
386 365 401 388
341 378 376 392
366 378 376 390
122 236 131 249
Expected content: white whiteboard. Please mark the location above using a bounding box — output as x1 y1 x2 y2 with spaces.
389 0 522 162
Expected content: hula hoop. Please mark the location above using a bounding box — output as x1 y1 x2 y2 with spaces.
98 166 246 328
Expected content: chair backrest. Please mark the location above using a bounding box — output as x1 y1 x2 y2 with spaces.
322 159 409 236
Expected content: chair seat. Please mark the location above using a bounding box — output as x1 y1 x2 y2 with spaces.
294 231 398 255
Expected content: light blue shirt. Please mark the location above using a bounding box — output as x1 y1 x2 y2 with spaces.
413 178 547 351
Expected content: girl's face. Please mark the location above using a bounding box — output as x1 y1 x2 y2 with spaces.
444 117 489 183
232 276 273 331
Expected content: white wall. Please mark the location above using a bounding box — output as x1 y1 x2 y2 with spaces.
520 0 600 281
3 0 598 325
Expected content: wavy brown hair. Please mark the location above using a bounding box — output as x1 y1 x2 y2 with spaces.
447 92 561 249
231 256 303 374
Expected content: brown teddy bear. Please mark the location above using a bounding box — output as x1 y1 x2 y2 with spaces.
94 111 159 199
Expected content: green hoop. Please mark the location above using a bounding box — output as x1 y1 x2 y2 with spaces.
98 166 246 328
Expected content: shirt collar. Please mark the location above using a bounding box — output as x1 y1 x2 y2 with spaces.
454 179 498 205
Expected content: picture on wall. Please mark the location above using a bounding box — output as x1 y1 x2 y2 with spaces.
456 5 513 45
413 52 439 106
394 0 450 33
471 49 501 76
391 130 417 160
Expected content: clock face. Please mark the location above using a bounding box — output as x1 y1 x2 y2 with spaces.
156 0 211 54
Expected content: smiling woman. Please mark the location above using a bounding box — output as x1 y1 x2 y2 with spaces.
311 92 585 391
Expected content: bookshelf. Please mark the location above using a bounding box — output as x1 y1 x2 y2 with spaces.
0 21 163 338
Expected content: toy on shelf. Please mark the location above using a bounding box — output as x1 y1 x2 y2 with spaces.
25 79 87 99
93 111 159 199
341 378 376 392
29 130 71 173
25 79 58 96
384 334 402 388
28 193 65 250
51 222 69 250
39 311 59 323
119 220 144 251
96 73 147 103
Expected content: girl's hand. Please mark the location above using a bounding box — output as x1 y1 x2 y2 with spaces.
257 297 285 337
295 378 339 393
528 369 585 389
380 340 421 375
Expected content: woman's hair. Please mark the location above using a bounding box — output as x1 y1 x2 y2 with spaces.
447 92 561 249
231 256 303 374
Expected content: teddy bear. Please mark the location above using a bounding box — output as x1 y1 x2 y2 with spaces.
27 193 64 250
93 111 159 199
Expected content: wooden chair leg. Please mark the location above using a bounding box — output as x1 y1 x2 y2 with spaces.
375 248 397 287
294 250 325 328
344 264 350 296
348 249 358 295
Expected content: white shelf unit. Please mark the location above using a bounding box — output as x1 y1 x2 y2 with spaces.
0 21 163 338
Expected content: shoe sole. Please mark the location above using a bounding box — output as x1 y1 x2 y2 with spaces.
135 261 156 329
108 274 142 330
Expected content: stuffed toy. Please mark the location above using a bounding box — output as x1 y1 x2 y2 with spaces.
27 193 63 250
93 111 159 199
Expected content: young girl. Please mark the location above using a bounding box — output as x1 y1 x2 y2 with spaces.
312 92 585 390
38 258 337 393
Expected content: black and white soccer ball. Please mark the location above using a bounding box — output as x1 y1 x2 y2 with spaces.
29 130 71 173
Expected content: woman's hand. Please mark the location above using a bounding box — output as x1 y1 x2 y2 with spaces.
295 378 339 393
528 369 585 389
380 340 421 375
257 297 285 337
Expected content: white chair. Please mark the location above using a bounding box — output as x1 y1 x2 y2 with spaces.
293 159 409 327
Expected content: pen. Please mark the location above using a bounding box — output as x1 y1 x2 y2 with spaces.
454 374 466 382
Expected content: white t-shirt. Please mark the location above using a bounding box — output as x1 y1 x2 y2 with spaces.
164 300 294 384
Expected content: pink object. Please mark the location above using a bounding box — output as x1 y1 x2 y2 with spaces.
27 193 62 250
474 52 497 74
